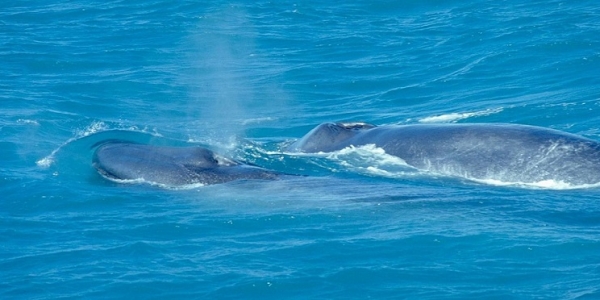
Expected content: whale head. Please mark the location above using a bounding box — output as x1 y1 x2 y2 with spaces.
92 143 243 185
287 122 376 153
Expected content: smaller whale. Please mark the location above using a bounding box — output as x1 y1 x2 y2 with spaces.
93 142 281 186
287 122 600 186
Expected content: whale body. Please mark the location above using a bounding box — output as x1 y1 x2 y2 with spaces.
287 122 600 186
93 142 280 186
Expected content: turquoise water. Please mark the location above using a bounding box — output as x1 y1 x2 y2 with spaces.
3 0 600 298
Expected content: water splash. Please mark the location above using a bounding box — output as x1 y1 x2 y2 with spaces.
418 108 503 123
36 121 108 168
473 178 600 190
296 144 417 177
36 121 161 168
97 175 207 190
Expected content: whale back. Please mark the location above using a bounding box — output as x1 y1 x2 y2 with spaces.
359 124 600 185
287 122 600 186
287 122 376 153
93 142 278 186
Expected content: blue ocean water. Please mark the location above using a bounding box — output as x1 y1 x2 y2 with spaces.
2 0 600 298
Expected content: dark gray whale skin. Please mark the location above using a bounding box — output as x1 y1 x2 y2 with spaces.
93 142 280 186
287 122 600 185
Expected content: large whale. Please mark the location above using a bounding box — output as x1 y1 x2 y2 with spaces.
287 122 600 186
93 142 281 186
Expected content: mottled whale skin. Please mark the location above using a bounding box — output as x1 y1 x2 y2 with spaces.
93 142 280 186
287 122 600 185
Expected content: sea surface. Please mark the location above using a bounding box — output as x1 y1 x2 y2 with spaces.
2 0 600 298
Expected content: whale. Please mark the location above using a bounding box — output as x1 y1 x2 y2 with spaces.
93 142 281 186
287 122 600 186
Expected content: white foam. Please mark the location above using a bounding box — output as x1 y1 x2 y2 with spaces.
37 147 63 168
419 108 503 123
105 176 207 190
241 117 276 125
74 121 109 137
324 144 417 177
36 157 54 168
469 178 600 190
327 144 406 165
16 119 40 126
